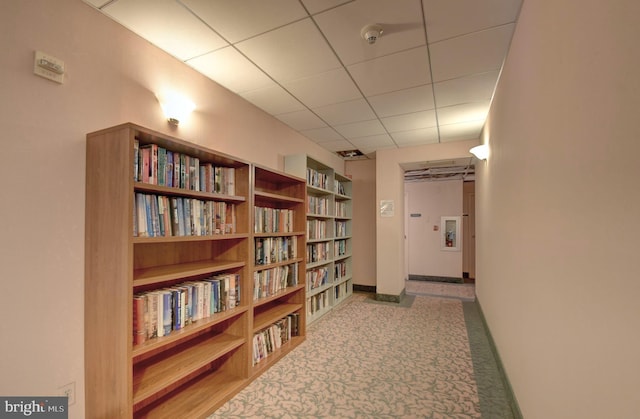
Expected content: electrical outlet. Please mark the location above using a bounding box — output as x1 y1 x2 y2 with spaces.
59 382 76 406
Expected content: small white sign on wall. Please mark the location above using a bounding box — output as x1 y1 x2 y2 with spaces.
380 200 394 217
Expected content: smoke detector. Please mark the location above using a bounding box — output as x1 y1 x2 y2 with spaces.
361 24 383 45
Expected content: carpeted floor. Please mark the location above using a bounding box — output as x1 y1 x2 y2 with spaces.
209 284 517 418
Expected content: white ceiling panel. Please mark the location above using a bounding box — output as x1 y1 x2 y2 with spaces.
314 0 426 66
433 71 499 107
381 110 437 133
391 127 440 146
276 109 327 131
186 47 273 93
180 0 307 43
437 102 490 125
240 85 305 115
368 85 435 117
300 126 345 143
424 0 521 43
282 68 362 108
334 119 386 139
313 98 376 126
439 120 484 142
348 46 431 96
429 24 515 82
102 0 228 61
301 0 352 15
86 0 523 160
236 19 341 83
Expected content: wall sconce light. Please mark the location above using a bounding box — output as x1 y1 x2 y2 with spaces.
157 91 195 126
470 144 489 160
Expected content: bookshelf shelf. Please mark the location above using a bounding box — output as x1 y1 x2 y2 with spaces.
85 123 306 418
284 154 354 325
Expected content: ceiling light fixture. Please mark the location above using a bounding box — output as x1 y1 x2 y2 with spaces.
361 24 383 45
470 144 489 160
157 90 196 126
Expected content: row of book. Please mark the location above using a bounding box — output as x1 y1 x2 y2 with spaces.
134 193 236 238
133 273 240 345
307 196 330 215
335 201 348 218
306 168 329 190
307 290 330 316
335 221 348 238
307 267 329 291
306 219 327 240
335 239 347 257
335 261 347 280
335 179 349 196
134 140 235 195
255 236 298 265
254 206 294 234
253 263 299 301
334 280 350 300
306 242 330 264
253 314 300 365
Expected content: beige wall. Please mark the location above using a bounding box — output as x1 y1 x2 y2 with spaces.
375 139 478 296
0 1 343 417
477 1 640 417
406 179 463 278
345 159 376 287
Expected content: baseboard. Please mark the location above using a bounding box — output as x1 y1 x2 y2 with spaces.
375 288 405 303
475 298 523 419
353 284 376 294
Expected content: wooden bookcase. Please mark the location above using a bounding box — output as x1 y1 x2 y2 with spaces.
251 165 307 374
85 123 306 418
284 154 353 324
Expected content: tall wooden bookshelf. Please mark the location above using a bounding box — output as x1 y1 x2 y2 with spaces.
84 123 306 418
251 165 307 373
284 154 353 324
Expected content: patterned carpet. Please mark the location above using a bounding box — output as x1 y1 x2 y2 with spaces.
210 285 516 418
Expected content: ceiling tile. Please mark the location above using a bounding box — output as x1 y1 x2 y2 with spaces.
313 98 376 126
276 109 327 131
301 0 352 15
240 85 305 115
368 85 435 117
236 19 341 82
320 139 357 152
299 127 345 143
381 110 437 132
180 0 307 43
433 71 499 107
314 0 425 66
282 68 362 108
348 46 431 96
429 24 515 82
102 0 228 61
424 0 522 43
436 101 490 125
349 134 396 151
391 127 439 146
334 119 386 139
186 47 274 93
439 120 484 142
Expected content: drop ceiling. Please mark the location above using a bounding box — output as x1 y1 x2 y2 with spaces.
83 0 522 160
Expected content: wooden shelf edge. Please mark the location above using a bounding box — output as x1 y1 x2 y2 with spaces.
134 260 246 287
136 370 247 418
133 333 245 404
253 303 303 332
133 233 249 244
134 182 247 203
132 306 248 358
252 284 305 307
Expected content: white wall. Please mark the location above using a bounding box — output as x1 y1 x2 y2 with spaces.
345 159 376 287
0 1 343 417
406 180 463 278
477 1 640 417
375 139 478 296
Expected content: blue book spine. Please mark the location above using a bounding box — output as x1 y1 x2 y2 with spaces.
162 292 172 335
